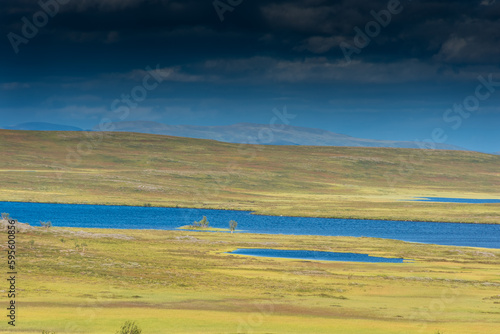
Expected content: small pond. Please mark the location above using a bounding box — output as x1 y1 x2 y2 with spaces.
227 248 409 263
413 197 500 204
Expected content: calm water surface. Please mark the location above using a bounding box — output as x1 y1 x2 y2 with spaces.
227 249 407 263
2 201 499 249
413 197 500 204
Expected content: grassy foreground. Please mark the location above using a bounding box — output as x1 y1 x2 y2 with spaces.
0 130 499 224
3 222 500 333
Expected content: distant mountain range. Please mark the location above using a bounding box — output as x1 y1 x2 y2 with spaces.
93 120 465 150
2 121 467 150
3 122 83 132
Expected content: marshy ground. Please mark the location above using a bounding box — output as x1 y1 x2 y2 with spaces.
5 222 500 333
1 130 499 332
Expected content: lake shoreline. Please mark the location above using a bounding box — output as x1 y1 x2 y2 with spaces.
1 199 499 225
3 201 500 249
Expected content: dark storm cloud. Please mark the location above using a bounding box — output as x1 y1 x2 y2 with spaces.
1 1 500 146
2 0 499 86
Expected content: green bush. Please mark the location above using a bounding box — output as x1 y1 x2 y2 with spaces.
229 220 238 233
40 220 52 228
192 216 209 228
116 321 142 334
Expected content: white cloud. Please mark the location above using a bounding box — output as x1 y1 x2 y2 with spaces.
260 3 338 34
435 35 468 62
51 105 108 120
96 54 500 91
433 30 500 64
294 36 345 54
196 57 442 84
127 66 213 83
69 0 146 12
1 82 30 90
480 0 496 6
43 95 103 106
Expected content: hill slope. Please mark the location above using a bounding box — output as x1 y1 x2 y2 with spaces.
98 121 464 150
0 129 498 223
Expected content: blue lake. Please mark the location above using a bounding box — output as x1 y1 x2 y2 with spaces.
227 249 407 263
413 197 500 204
2 201 499 249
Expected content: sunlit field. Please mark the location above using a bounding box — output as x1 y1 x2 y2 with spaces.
0 130 499 224
1 129 499 333
4 223 500 334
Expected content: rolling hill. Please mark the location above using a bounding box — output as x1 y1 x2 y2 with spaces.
96 120 464 150
0 129 498 223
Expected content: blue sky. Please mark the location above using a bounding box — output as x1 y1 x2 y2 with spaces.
1 0 500 152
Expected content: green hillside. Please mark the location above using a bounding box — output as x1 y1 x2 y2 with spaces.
8 223 500 334
0 129 499 223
